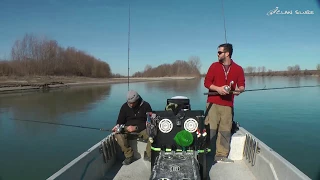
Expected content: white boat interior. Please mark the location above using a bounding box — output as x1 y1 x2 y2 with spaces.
47 126 311 180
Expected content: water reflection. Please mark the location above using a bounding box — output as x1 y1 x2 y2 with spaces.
288 77 301 86
0 85 112 133
256 76 266 85
245 76 256 88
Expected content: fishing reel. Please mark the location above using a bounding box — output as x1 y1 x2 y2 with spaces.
224 81 234 93
115 124 126 134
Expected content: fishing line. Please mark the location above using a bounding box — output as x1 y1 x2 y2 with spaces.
204 84 320 95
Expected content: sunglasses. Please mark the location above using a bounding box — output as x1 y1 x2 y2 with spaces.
217 51 225 55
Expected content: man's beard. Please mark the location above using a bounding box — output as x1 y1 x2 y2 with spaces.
219 57 225 62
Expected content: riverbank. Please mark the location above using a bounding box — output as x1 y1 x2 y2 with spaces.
199 70 320 77
0 76 197 93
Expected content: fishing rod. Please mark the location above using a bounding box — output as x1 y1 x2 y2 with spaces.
127 3 131 91
9 118 139 135
8 118 139 135
204 84 320 95
9 118 114 132
220 0 227 43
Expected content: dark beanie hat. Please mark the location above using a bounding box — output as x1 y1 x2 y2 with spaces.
127 90 140 103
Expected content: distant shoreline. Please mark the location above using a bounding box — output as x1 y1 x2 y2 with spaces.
0 76 197 94
201 70 320 77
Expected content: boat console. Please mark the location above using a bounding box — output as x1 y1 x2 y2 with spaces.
147 96 209 180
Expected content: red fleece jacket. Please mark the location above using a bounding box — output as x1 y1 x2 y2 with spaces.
204 60 245 107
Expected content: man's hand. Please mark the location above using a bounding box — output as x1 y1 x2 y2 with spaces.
112 124 119 132
126 125 137 132
233 89 241 96
216 85 229 95
233 86 245 96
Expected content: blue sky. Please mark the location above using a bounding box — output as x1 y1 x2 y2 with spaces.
0 0 319 75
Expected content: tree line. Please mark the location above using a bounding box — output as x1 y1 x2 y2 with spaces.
0 34 202 78
1 34 318 78
200 64 320 77
132 56 202 77
0 34 112 78
244 64 320 76
201 64 320 77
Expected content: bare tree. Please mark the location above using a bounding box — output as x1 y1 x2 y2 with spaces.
293 65 300 71
132 59 202 77
188 56 201 74
245 66 254 74
144 65 152 72
2 33 112 77
257 67 261 74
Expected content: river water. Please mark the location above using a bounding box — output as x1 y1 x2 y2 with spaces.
0 76 319 180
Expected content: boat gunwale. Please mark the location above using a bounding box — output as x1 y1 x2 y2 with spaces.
239 127 311 180
46 134 114 180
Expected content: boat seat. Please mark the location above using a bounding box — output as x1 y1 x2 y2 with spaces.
127 133 148 143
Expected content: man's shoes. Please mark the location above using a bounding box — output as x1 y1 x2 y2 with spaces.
144 156 151 162
215 157 234 163
144 151 151 162
122 156 133 165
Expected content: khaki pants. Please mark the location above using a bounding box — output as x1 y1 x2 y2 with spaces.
114 129 151 158
204 103 233 158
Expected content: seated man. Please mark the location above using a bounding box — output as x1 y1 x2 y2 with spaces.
112 90 152 165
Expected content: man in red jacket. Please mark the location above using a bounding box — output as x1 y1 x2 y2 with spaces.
204 43 245 163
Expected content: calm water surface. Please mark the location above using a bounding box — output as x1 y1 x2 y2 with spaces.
0 77 320 180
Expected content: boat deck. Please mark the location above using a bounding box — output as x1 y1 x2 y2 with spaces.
110 157 151 180
104 140 256 180
47 127 311 180
209 160 256 180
